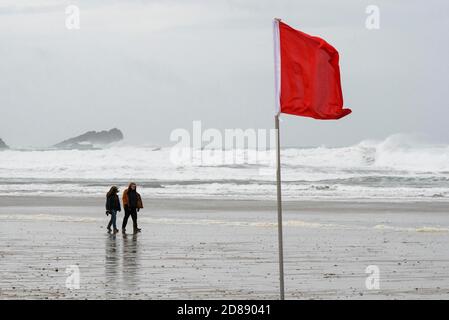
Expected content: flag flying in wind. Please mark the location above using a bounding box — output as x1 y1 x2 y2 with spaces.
273 19 352 119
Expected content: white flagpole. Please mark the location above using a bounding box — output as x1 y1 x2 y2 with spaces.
275 114 285 300
273 18 285 300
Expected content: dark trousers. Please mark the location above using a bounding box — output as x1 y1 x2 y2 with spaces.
122 206 138 231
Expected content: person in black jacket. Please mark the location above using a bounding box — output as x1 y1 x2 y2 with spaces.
106 186 121 233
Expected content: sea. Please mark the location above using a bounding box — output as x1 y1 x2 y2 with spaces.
1 134 449 201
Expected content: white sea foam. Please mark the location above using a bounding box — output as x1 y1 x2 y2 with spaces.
373 224 449 233
2 214 447 234
0 134 449 200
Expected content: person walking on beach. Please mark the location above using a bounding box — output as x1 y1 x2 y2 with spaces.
122 182 143 234
106 186 121 233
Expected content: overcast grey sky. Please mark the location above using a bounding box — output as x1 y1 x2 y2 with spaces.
0 0 448 147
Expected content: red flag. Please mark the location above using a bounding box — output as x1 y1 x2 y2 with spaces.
273 20 351 119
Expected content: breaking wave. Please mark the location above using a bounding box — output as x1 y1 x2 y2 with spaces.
1 134 449 201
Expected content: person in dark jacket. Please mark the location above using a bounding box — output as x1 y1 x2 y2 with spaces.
122 182 143 234
106 186 121 233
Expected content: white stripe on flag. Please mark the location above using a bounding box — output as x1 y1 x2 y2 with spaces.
273 18 281 116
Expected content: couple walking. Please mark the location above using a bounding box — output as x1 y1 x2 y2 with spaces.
105 182 144 234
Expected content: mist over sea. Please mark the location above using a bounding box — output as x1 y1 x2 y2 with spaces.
1 134 449 201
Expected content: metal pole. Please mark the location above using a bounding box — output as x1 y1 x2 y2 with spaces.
275 114 285 300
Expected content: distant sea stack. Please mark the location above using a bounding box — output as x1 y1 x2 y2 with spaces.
0 138 9 149
54 128 124 150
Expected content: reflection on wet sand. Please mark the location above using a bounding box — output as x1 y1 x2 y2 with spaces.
104 232 141 294
122 233 140 290
105 233 119 296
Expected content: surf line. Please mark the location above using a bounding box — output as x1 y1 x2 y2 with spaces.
177 304 212 318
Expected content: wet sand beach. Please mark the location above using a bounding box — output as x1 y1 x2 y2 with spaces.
1 196 449 299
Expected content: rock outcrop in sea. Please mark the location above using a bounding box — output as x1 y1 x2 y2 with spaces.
0 138 9 149
53 128 124 150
